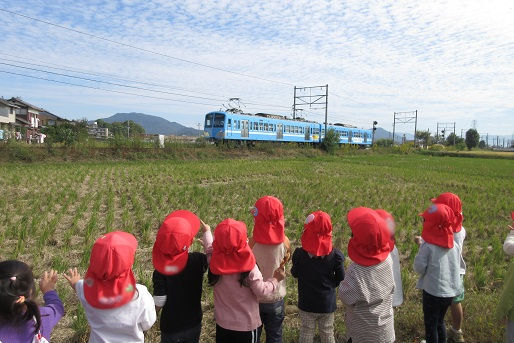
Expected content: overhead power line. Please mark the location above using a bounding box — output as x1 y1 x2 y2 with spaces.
0 54 232 98
0 69 292 113
0 8 295 87
0 61 291 109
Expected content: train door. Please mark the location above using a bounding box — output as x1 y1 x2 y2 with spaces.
241 120 249 138
305 126 310 141
348 130 353 143
277 124 283 140
364 132 368 143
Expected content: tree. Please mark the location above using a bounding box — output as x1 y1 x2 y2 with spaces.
478 140 486 149
321 129 340 154
415 130 432 147
465 129 480 150
98 120 145 138
445 133 464 146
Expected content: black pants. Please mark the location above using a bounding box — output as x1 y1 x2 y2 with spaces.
422 290 453 343
216 324 259 343
161 323 201 343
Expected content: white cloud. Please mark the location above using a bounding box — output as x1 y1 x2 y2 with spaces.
0 0 512 135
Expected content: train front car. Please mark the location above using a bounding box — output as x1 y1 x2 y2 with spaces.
204 112 226 141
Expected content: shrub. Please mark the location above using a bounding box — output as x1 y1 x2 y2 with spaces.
429 144 445 151
320 129 340 154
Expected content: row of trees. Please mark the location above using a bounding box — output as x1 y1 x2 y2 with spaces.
415 129 482 150
96 119 145 137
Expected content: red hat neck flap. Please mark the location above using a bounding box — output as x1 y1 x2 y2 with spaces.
84 231 138 309
431 192 463 233
347 207 391 266
301 211 333 257
420 204 456 248
252 196 285 245
153 210 200 275
210 219 256 275
374 209 396 251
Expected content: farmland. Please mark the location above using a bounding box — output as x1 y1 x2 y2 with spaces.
0 153 513 342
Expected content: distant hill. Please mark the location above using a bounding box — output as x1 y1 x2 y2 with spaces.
95 112 201 136
374 127 414 142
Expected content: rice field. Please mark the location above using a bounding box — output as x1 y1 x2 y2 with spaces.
0 154 512 342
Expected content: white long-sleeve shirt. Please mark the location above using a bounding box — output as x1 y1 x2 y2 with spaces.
504 230 514 256
76 281 156 343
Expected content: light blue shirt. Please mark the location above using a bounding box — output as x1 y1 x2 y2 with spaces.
414 242 463 298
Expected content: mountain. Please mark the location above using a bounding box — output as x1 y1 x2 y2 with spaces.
95 112 201 136
374 127 414 142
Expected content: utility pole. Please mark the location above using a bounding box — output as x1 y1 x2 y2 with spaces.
293 86 297 119
324 84 328 139
414 110 418 147
127 120 130 138
197 122 201 138
393 111 417 146
293 85 328 142
461 129 464 138
486 133 489 147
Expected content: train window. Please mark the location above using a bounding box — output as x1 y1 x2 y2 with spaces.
214 114 225 127
264 123 269 131
259 122 264 131
270 124 274 131
341 131 348 137
236 121 240 129
205 117 212 128
227 119 231 128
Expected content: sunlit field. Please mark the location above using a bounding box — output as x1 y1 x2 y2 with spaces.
0 154 512 342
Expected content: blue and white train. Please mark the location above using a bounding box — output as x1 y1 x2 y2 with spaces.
204 111 372 146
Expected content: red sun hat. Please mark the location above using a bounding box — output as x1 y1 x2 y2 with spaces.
84 231 138 309
347 207 391 266
301 211 333 257
252 196 285 245
375 209 396 251
210 219 256 275
152 210 201 275
420 203 456 248
431 192 463 233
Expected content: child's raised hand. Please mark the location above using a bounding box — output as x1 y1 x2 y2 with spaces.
509 224 514 231
273 267 286 282
414 236 423 246
39 270 58 294
63 268 81 289
200 219 211 233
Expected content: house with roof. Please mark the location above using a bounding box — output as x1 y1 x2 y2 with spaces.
0 98 19 139
39 110 67 127
8 97 44 129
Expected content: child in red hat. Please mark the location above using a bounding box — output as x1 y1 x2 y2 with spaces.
339 207 395 343
208 218 285 342
152 210 213 343
64 231 156 343
414 204 463 343
415 192 466 342
291 211 345 343
249 196 291 343
375 209 403 307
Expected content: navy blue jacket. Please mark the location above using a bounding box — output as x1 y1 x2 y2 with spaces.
291 247 345 313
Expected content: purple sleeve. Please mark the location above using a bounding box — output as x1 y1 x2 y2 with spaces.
39 290 65 339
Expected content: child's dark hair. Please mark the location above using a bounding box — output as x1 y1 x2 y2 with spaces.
0 260 41 334
208 269 251 287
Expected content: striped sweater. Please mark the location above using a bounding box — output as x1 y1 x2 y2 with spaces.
338 255 395 343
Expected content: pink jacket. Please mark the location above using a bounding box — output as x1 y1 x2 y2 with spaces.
213 265 277 331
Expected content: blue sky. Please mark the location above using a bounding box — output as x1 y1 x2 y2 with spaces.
0 0 513 136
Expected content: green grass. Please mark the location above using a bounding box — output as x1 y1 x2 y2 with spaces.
0 154 512 342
